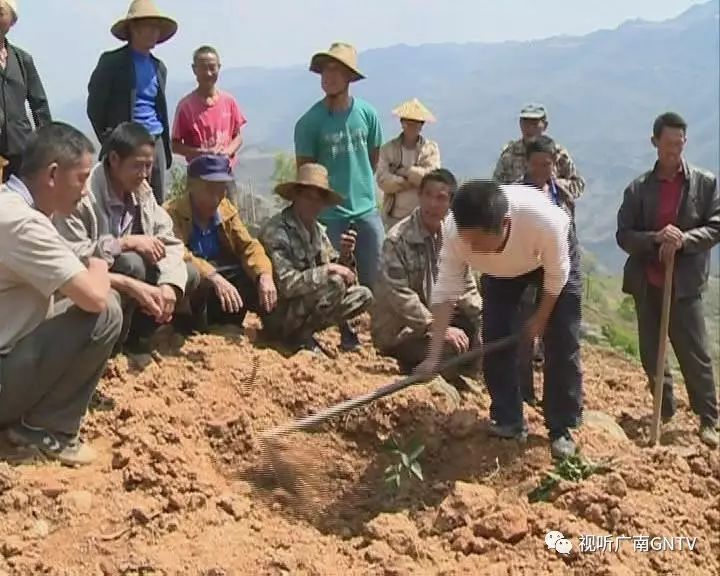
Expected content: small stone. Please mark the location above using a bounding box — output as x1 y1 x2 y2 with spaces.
60 491 93 515
473 506 528 543
689 478 708 498
6 490 29 510
111 449 132 470
31 520 50 538
39 482 66 499
166 493 186 512
435 482 497 533
187 493 207 510
1 536 24 558
365 513 421 558
688 457 711 477
605 473 627 498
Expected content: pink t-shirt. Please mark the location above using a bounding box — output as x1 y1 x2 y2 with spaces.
172 90 247 167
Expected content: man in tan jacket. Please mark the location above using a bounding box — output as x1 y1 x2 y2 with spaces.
53 122 195 352
165 154 278 330
376 98 441 230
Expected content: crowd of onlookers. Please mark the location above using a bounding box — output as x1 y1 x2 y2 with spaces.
0 0 717 467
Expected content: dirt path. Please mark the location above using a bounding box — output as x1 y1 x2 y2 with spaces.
0 318 717 576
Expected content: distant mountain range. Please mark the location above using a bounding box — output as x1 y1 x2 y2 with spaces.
55 1 719 273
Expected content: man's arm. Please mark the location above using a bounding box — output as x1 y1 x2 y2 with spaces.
151 202 189 294
681 175 720 254
555 147 586 200
378 239 433 332
22 52 52 127
294 115 317 168
367 109 384 173
59 258 112 314
87 53 112 143
376 144 407 196
616 182 658 258
405 141 441 187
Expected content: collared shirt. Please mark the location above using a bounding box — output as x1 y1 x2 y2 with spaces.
4 174 35 207
646 165 686 287
189 210 222 261
107 189 138 238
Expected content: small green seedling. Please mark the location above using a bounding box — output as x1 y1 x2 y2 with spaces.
528 453 614 503
383 435 425 489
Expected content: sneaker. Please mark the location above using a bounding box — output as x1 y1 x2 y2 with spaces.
6 424 97 467
550 433 577 460
340 324 361 352
488 420 529 442
699 423 719 448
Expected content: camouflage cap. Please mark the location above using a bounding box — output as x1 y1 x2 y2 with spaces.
519 103 547 120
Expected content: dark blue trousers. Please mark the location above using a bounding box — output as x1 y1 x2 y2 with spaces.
480 235 583 438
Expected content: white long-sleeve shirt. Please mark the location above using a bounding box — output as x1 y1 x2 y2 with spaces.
431 184 571 305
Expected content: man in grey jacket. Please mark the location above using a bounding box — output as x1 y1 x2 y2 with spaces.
616 112 719 448
54 122 197 352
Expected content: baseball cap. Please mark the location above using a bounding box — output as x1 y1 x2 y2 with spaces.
187 154 234 182
519 103 547 120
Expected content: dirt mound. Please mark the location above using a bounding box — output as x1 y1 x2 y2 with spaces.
0 318 717 576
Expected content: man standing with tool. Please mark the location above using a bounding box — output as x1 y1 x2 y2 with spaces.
616 112 719 448
294 42 384 351
417 180 583 460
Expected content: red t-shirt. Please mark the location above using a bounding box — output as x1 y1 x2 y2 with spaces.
172 90 247 167
646 169 684 287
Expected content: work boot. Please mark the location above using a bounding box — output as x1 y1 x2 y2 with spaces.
488 420 528 442
6 424 97 467
550 433 577 460
699 423 719 448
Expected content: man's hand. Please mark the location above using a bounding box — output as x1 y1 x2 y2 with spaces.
524 311 550 343
209 273 243 314
414 355 440 382
655 225 684 248
122 235 166 264
340 229 357 259
158 284 178 323
328 263 356 286
444 327 470 353
86 256 109 273
257 272 277 313
127 279 164 321
396 166 409 178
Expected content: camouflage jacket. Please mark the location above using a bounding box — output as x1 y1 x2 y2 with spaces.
493 138 585 201
371 207 483 351
258 206 354 300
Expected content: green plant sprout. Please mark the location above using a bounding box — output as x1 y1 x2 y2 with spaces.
528 453 614 503
383 435 425 489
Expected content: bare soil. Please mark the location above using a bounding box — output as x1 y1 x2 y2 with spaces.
0 315 718 576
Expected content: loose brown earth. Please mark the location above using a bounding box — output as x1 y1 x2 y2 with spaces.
0 315 718 576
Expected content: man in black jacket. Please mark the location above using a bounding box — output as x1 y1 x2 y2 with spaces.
0 0 51 181
617 112 720 448
87 0 176 204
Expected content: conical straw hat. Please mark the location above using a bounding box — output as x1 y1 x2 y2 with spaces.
111 0 178 44
310 42 365 82
392 98 436 123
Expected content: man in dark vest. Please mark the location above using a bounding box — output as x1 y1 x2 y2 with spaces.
87 0 176 205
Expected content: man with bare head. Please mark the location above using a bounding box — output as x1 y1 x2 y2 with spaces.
172 46 247 176
87 0 177 204
294 42 384 350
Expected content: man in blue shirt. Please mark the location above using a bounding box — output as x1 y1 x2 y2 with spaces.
87 0 177 205
294 42 384 350
516 135 581 413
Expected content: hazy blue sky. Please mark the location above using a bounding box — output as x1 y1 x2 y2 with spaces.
8 0 709 106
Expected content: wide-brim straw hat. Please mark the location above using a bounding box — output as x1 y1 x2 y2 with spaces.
274 163 343 206
392 98 436 123
111 0 178 44
310 42 365 82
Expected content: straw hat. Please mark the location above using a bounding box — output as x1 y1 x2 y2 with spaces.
274 163 343 206
392 98 436 123
310 42 365 82
111 0 178 44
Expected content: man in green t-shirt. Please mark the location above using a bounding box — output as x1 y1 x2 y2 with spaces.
294 42 385 350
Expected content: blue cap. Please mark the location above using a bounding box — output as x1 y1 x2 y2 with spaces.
187 155 234 182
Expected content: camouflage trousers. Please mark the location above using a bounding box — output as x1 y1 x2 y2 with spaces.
264 276 373 343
